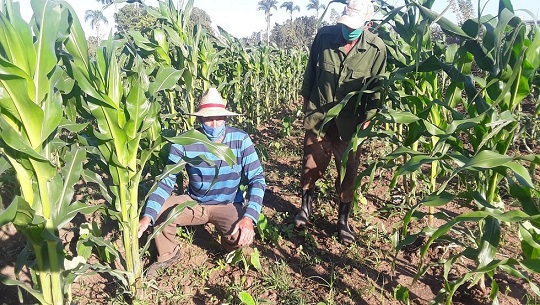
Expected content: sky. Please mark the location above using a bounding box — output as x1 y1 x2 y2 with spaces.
14 0 540 38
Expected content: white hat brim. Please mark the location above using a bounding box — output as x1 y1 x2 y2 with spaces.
337 15 364 29
189 108 242 117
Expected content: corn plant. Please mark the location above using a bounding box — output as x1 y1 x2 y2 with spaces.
64 29 182 297
0 1 99 304
63 6 241 300
377 0 452 212
135 1 307 130
144 0 221 128
380 0 540 303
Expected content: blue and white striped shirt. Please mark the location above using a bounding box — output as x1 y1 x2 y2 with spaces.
144 126 266 224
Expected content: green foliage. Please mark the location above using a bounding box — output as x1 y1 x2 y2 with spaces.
0 1 99 303
225 248 262 273
115 3 157 34
262 260 310 304
363 0 540 303
189 7 213 34
280 1 300 21
2 0 540 304
393 284 410 304
256 213 280 243
271 16 318 50
238 291 257 305
280 115 295 136
306 0 326 18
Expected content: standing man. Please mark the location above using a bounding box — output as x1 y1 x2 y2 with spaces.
294 0 387 244
138 88 266 275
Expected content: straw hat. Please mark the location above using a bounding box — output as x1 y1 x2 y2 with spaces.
337 0 374 29
189 88 241 117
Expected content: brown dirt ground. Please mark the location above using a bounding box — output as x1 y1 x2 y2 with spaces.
1 100 539 304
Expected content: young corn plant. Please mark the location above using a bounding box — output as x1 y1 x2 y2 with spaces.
65 13 238 300
144 0 221 128
0 1 98 304
63 18 182 296
379 0 455 213
387 0 540 303
209 30 249 121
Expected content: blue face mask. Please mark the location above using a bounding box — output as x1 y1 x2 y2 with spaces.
341 24 363 41
201 121 226 142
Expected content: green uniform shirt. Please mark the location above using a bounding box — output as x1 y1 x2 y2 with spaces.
300 24 387 141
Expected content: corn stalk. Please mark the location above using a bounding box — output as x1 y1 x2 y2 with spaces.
0 1 98 304
383 0 540 303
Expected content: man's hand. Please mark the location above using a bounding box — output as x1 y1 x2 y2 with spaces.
231 217 255 247
138 216 152 238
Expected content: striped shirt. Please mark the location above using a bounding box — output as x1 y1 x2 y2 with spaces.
143 126 266 224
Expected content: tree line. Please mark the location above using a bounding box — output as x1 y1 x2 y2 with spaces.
84 0 339 51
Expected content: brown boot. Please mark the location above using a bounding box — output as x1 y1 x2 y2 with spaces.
338 201 356 245
146 250 181 277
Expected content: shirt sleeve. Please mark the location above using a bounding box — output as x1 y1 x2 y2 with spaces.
300 30 321 99
143 144 184 224
240 134 266 224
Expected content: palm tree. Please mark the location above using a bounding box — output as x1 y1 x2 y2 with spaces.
280 1 300 21
84 9 108 41
306 0 326 19
257 0 278 44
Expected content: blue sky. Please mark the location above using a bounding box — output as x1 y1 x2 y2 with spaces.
15 0 540 38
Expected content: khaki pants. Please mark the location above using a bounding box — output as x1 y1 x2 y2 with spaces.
153 195 243 262
301 122 362 203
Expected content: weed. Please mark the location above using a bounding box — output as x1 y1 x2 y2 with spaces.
280 115 296 137
221 275 248 304
176 227 195 244
226 248 262 273
393 284 410 305
257 214 281 244
296 245 322 267
194 264 213 282
215 258 229 271
309 264 338 305
299 230 319 249
523 293 540 305
262 260 310 304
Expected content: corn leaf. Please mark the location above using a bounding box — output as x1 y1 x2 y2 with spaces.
0 198 17 226
148 67 183 96
0 275 46 304
51 147 87 227
413 3 471 39
478 217 501 268
40 88 63 147
31 0 61 103
61 1 90 71
421 191 455 207
140 200 197 256
0 116 46 160
0 9 31 74
461 150 512 170
125 72 149 139
83 169 113 204
165 130 236 166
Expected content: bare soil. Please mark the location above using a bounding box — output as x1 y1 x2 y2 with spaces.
1 101 539 305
